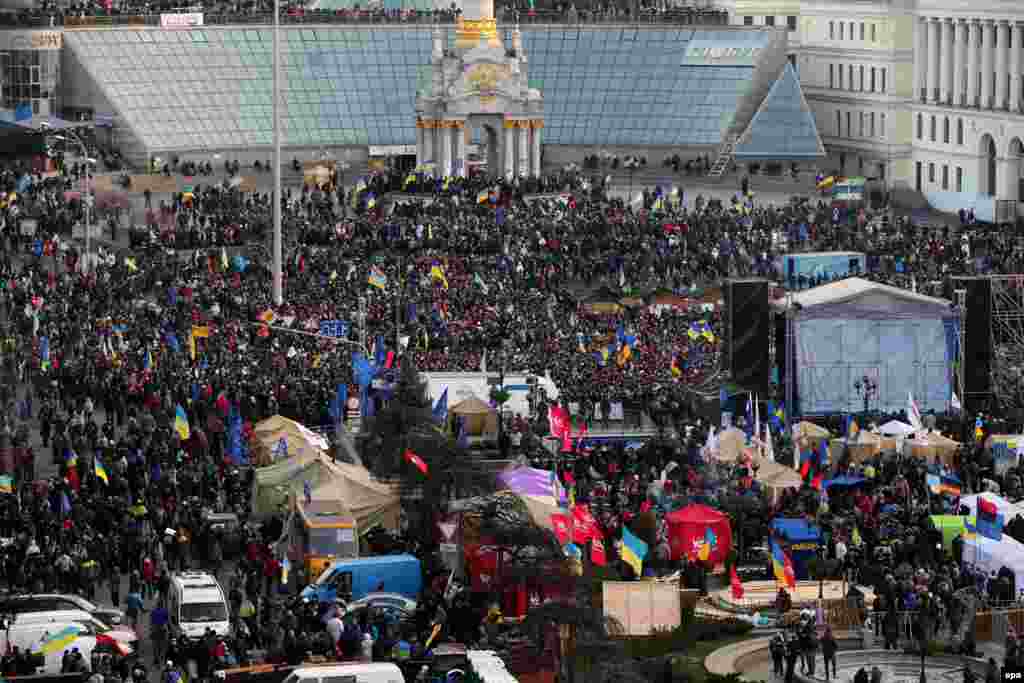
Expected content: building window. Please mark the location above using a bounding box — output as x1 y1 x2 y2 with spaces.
846 111 852 137
869 112 875 137
942 165 949 190
881 113 886 139
839 65 844 89
916 113 923 139
929 163 935 183
829 21 834 39
881 68 886 93
849 65 854 90
765 15 775 26
788 54 797 70
859 112 865 136
930 115 937 141
840 22 844 40
871 23 877 42
957 118 964 145
836 110 842 135
956 166 963 192
743 15 754 25
829 64 834 88
943 117 950 143
859 65 865 90
787 15 797 31
860 23 865 41
870 67 876 92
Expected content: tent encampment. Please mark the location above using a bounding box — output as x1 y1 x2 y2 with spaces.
905 431 960 465
959 492 1024 522
665 504 732 564
253 453 400 532
879 420 916 437
962 533 1024 593
715 427 749 461
251 415 330 466
451 397 498 436
756 461 803 501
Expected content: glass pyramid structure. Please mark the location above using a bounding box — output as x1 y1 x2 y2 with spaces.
733 62 825 162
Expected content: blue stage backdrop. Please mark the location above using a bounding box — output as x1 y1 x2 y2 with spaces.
781 279 955 415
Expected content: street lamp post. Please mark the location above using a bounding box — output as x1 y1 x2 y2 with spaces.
53 131 94 273
271 0 283 306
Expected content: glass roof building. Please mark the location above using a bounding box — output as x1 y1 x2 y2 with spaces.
56 22 803 164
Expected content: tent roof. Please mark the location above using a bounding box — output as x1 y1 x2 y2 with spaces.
771 517 821 542
772 277 951 310
666 504 727 525
451 397 494 415
734 62 826 162
879 420 916 436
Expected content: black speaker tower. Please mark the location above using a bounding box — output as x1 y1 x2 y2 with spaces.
725 279 770 395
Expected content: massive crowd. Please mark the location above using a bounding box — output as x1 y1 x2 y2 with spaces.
1 153 1024 682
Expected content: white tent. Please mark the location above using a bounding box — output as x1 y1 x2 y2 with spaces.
959 492 1024 521
962 533 1024 593
878 420 916 437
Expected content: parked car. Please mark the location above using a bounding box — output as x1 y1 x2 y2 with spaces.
347 592 418 614
0 594 125 627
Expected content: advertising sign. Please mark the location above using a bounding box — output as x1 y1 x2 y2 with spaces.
160 13 203 28
681 40 763 66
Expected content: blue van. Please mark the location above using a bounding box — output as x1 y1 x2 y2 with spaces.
301 554 422 602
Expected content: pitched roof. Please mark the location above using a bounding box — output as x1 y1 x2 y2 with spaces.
733 62 825 161
773 277 951 309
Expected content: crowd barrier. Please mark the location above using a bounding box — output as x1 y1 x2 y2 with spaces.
9 8 728 29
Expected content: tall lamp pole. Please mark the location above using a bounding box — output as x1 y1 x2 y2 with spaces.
271 0 283 306
52 130 93 273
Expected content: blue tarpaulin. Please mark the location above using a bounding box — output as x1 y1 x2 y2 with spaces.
823 475 867 489
771 518 822 543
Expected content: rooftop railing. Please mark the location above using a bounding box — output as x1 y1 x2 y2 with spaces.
0 6 730 30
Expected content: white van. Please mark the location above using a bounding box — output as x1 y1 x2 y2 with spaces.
278 663 404 683
11 610 138 644
0 622 134 675
168 572 231 640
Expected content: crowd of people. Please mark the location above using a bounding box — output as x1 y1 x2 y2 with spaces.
1 149 1024 683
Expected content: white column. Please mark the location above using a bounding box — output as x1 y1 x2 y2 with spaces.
996 21 1010 109
997 157 1017 200
982 20 995 109
530 124 541 177
968 21 981 107
454 123 466 177
503 123 514 178
915 17 928 101
940 19 953 104
953 20 967 106
439 123 451 177
422 124 434 166
516 125 529 177
927 18 940 102
415 125 425 164
1014 24 1024 112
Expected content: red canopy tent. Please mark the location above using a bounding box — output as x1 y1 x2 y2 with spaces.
666 504 733 564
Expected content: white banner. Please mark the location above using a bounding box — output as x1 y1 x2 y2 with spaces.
160 13 204 28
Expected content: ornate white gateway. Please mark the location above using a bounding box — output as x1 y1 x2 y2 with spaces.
414 0 544 178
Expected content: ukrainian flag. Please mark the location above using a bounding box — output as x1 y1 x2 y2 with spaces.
65 449 78 468
0 475 12 494
477 190 490 204
36 625 83 655
174 403 190 441
770 536 796 588
620 527 648 577
143 349 154 371
430 264 449 290
94 459 109 485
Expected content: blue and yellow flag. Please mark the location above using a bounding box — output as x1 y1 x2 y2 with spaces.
94 459 109 485
620 527 648 576
174 403 190 441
